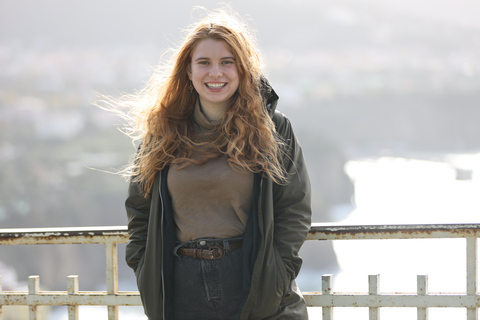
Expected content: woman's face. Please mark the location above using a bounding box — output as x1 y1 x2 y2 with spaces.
188 39 240 117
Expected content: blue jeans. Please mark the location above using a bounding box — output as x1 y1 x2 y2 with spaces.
173 239 244 320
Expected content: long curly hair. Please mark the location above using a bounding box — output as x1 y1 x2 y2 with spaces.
121 9 286 197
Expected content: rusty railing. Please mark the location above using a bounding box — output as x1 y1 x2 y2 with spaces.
1 223 480 319
0 226 137 320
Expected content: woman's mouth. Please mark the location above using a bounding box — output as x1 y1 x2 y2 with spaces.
206 82 227 89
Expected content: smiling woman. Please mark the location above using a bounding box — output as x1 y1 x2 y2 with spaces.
188 39 240 120
116 8 312 320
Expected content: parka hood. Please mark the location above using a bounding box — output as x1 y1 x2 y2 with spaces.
260 76 279 118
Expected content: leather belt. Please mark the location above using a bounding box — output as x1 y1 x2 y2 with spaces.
177 240 242 260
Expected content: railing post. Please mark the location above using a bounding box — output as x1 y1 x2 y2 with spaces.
467 237 478 320
417 275 428 320
28 276 40 320
0 275 3 320
322 274 333 320
105 240 119 320
369 275 380 320
67 275 79 320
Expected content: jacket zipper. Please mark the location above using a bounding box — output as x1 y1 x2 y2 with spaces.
159 179 166 319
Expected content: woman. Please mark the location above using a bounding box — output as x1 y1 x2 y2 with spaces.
124 9 312 320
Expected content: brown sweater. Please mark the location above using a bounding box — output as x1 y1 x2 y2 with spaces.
167 103 253 242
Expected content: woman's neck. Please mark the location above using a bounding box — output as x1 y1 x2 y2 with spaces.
198 99 226 122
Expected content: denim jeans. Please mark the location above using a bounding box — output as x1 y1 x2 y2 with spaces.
173 240 244 320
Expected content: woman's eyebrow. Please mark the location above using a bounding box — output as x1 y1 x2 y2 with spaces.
194 56 235 61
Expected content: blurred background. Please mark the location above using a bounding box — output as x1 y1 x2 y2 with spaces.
1 0 480 318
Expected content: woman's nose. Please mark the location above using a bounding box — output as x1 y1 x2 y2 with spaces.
209 64 223 77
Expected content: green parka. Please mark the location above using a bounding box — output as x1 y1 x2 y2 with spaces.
125 83 312 319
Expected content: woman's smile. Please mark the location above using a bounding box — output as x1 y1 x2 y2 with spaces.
205 82 227 89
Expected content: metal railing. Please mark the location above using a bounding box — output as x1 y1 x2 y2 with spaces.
1 223 480 320
0 226 138 320
306 223 480 320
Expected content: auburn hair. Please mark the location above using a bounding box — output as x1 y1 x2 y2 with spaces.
122 9 286 197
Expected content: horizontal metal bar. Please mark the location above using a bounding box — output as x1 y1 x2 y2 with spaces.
304 293 480 308
0 292 141 306
0 235 128 245
8 291 477 308
0 226 128 236
0 226 128 245
3 224 480 244
307 223 480 240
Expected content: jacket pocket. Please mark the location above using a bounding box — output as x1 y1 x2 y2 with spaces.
250 246 291 319
134 253 146 293
273 245 290 298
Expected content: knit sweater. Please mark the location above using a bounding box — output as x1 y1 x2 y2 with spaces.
167 102 253 242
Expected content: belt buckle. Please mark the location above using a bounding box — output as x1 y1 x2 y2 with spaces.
204 245 225 260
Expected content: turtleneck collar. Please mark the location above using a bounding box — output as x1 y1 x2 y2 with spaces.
193 99 221 131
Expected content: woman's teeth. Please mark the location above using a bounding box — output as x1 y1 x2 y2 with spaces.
206 83 226 89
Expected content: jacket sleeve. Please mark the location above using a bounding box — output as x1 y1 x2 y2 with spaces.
272 111 312 279
125 176 151 272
